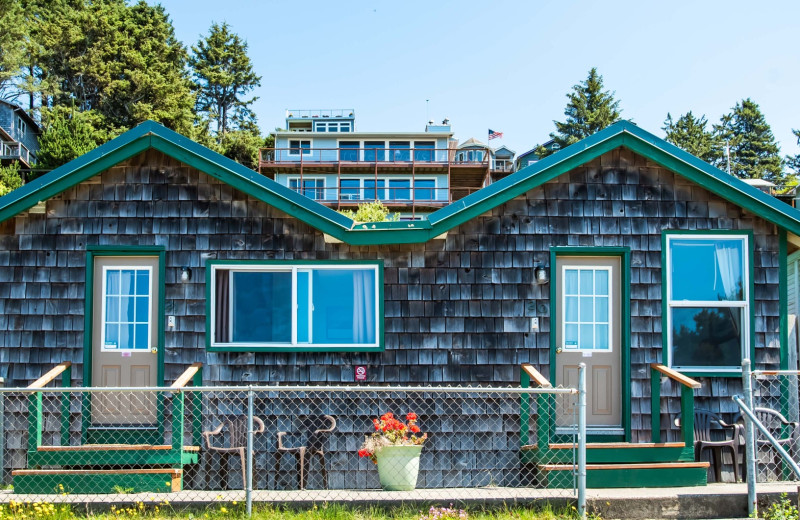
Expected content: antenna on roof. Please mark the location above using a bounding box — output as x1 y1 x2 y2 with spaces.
426 99 430 123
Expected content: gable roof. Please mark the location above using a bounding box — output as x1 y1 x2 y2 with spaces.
1 120 799 246
0 100 40 133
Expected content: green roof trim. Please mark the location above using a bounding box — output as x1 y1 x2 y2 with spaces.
2 119 800 245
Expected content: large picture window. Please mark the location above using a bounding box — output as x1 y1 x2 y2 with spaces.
209 262 382 350
665 234 750 372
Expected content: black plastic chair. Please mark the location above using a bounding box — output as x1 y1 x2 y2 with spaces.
274 415 336 490
677 409 741 482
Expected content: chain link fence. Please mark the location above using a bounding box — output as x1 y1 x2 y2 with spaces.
0 383 584 510
744 370 800 483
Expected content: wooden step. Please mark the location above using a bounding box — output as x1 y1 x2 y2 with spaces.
522 441 693 464
28 444 200 467
37 444 199 452
538 461 709 488
12 468 183 494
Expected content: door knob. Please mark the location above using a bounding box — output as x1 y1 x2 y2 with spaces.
555 347 562 354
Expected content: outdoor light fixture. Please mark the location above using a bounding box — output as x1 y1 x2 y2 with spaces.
180 266 192 283
534 265 549 284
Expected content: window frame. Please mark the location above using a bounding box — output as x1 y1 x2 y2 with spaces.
662 230 755 375
288 176 326 200
287 139 312 156
99 264 154 353
206 260 384 352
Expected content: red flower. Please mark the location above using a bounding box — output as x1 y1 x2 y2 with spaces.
380 413 393 421
410 424 420 433
406 413 417 421
358 449 371 458
373 418 380 430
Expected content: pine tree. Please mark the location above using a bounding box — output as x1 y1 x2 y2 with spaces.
36 107 102 170
538 68 622 158
662 112 720 164
0 0 27 99
713 98 784 182
189 22 261 141
787 129 800 174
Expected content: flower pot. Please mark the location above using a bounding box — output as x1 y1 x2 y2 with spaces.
375 445 422 491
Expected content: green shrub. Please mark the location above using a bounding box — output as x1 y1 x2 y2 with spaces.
764 494 799 520
0 162 23 196
339 201 399 223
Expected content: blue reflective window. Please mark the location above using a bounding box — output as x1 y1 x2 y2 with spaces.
339 141 359 161
414 141 434 162
311 269 376 344
231 271 292 343
415 179 435 201
670 238 744 301
562 267 611 351
364 142 385 162
388 180 410 200
389 141 410 162
671 307 742 368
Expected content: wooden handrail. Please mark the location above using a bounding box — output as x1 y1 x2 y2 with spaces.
650 363 701 389
170 362 203 389
521 363 552 388
28 362 72 389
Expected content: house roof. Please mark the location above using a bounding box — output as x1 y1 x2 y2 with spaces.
0 100 40 133
492 145 516 156
457 137 488 149
1 120 800 245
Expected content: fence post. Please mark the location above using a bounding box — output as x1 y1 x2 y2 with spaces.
246 386 254 517
578 363 587 520
742 359 757 517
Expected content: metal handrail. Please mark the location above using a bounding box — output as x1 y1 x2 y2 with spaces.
732 394 800 479
259 146 488 167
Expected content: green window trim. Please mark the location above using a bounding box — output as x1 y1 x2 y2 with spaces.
661 230 756 376
205 259 385 353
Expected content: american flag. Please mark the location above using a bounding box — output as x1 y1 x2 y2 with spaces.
488 129 503 140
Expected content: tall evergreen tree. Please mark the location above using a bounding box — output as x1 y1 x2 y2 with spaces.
36 107 103 170
662 112 720 164
537 68 622 158
37 0 194 135
0 0 27 99
189 22 261 141
786 129 800 174
713 98 784 182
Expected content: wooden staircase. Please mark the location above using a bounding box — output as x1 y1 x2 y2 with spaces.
13 363 203 494
519 363 710 488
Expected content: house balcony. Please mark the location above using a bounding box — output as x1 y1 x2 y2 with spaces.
0 141 33 167
259 146 491 199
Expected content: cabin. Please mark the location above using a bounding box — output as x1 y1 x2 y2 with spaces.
0 120 798 493
0 101 39 168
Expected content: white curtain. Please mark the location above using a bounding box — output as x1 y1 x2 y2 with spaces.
352 270 375 343
714 241 742 301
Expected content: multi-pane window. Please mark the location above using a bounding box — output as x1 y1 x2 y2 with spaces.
562 266 611 351
288 139 311 155
210 264 381 349
289 178 325 200
666 234 749 371
102 268 151 351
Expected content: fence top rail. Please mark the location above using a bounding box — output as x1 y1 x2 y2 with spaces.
650 363 701 389
5 384 578 395
753 370 800 376
27 362 71 389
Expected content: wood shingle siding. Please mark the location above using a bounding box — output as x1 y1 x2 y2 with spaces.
0 142 782 473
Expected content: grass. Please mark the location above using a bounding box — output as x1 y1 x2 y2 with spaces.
0 501 587 520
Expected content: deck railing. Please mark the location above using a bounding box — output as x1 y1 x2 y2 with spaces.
259 146 489 167
650 363 701 447
1 141 31 164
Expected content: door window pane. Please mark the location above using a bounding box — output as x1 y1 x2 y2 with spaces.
388 179 410 200
415 179 436 201
103 268 151 351
562 266 612 351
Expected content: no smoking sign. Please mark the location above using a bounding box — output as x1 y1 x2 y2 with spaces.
355 365 367 381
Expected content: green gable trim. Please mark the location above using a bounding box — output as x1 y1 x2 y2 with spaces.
2 120 800 245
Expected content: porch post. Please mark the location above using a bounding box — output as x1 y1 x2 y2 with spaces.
246 386 254 517
742 359 757 517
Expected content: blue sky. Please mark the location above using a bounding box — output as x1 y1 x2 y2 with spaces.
151 0 800 163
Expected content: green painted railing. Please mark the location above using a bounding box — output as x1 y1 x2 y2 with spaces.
169 363 203 451
27 362 72 453
520 363 553 457
650 363 701 447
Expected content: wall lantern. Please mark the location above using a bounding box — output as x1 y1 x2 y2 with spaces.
534 265 549 285
180 266 192 283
